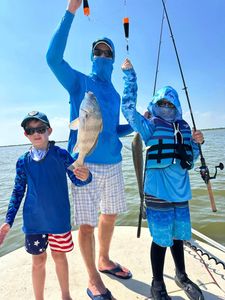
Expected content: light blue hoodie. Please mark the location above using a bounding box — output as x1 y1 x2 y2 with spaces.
147 85 182 122
122 70 199 202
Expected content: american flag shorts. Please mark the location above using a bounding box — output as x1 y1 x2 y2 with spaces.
25 231 74 255
71 162 127 227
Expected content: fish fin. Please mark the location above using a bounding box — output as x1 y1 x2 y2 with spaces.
123 145 132 151
73 154 85 167
99 123 103 132
67 164 75 172
69 118 79 130
72 143 79 153
68 155 84 171
86 138 99 157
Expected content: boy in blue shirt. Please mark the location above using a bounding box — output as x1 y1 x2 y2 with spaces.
0 111 92 300
121 59 205 300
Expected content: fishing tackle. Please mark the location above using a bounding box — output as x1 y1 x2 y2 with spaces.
123 0 129 53
123 17 129 53
83 0 90 17
160 0 224 212
195 163 224 184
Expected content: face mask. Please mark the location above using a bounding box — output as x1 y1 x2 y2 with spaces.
153 105 177 122
30 146 47 161
91 57 113 82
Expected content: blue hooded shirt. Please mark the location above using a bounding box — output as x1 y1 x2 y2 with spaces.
46 11 132 164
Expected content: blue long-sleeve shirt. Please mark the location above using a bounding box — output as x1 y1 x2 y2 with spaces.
46 10 132 163
5 143 92 234
122 68 200 202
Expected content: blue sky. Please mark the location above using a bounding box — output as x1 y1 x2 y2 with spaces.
0 0 225 146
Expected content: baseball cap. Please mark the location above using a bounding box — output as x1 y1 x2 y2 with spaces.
91 37 115 62
21 111 50 128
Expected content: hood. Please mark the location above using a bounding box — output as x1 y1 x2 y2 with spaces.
147 86 182 121
91 37 115 63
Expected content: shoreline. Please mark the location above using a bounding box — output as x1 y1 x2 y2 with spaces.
1 127 225 148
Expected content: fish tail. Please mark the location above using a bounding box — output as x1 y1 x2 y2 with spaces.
73 153 85 167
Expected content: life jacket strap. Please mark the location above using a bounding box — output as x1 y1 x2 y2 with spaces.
147 143 193 169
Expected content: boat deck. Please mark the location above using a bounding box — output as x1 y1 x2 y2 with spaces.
0 226 224 299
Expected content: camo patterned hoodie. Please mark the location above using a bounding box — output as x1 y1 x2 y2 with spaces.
122 68 200 202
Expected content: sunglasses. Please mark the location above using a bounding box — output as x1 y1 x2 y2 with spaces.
25 126 48 135
157 100 175 108
93 48 113 58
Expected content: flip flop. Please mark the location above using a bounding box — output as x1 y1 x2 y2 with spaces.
87 288 112 300
99 263 132 279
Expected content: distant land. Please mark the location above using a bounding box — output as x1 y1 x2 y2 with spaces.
0 127 224 148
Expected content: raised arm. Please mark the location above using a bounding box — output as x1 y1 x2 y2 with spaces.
67 0 82 13
121 59 154 142
46 0 82 93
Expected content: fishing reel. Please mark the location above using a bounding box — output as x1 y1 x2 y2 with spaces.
195 163 224 184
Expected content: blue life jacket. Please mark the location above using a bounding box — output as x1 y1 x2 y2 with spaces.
146 117 193 169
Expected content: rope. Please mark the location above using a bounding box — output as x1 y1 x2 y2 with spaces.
184 240 225 293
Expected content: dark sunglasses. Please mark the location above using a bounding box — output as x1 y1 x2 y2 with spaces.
157 100 175 108
93 48 113 58
25 126 48 135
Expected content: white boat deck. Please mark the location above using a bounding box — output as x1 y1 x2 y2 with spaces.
0 226 224 300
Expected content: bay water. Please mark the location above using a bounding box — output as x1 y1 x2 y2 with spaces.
0 129 225 257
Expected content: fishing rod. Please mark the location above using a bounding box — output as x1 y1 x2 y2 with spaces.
161 0 224 212
123 1 146 237
135 11 166 238
153 9 165 96
134 10 166 238
133 8 167 239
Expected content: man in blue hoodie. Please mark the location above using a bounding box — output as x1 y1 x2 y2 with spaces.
46 1 132 299
121 58 205 300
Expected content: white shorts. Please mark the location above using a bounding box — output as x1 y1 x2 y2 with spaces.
71 162 127 227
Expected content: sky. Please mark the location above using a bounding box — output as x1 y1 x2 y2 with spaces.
0 0 225 146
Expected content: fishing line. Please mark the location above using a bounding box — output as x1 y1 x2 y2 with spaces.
160 0 224 212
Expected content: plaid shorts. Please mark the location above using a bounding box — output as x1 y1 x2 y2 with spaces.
25 231 74 255
71 162 127 227
145 196 191 247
